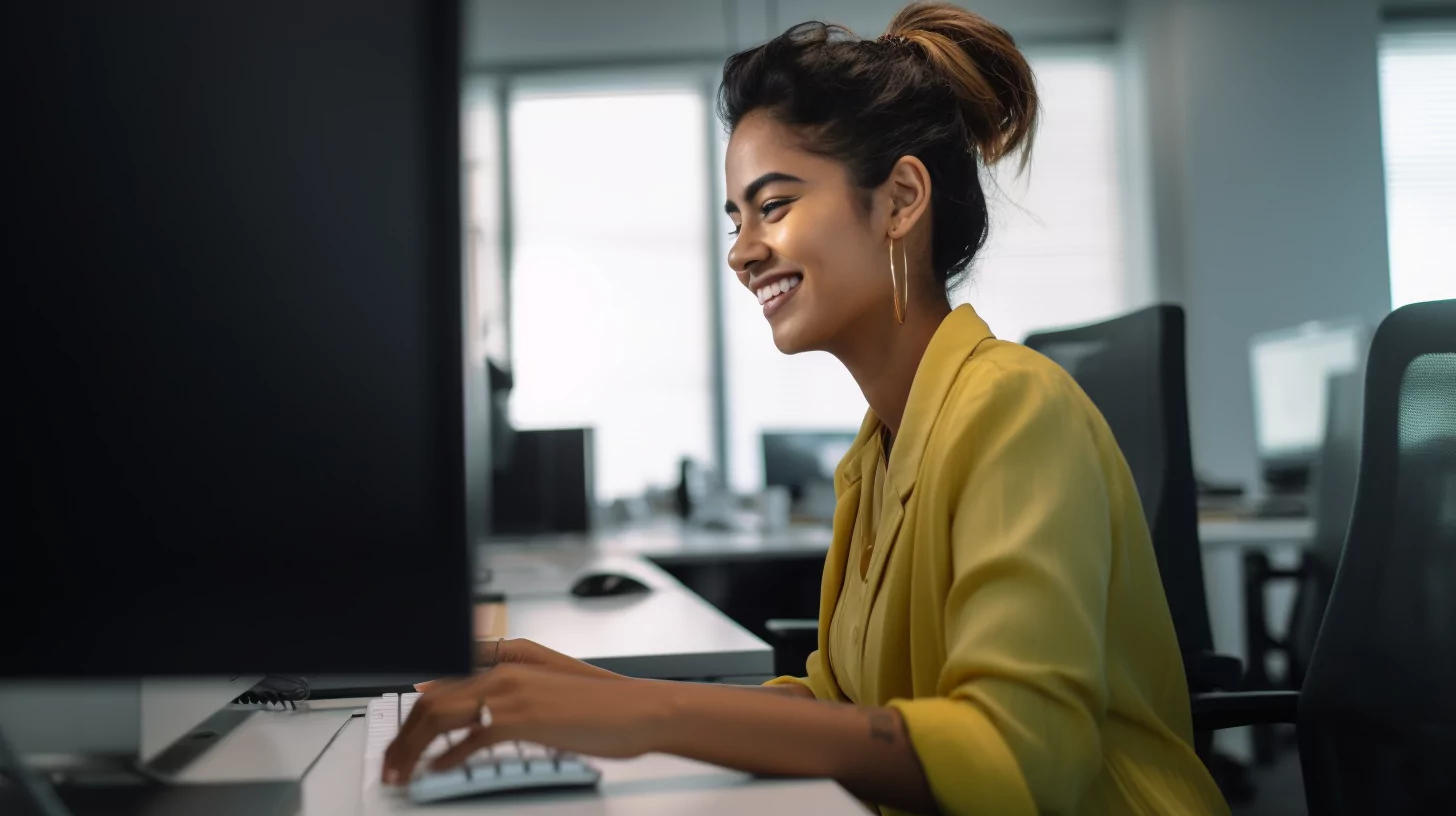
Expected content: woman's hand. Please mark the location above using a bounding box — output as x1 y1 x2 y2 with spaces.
414 638 622 691
384 664 671 784
384 664 937 814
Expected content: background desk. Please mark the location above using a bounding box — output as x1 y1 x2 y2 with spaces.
482 547 771 680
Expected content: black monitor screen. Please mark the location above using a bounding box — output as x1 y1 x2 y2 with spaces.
761 431 858 501
7 0 476 677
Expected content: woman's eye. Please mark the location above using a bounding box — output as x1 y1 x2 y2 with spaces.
761 198 794 218
728 198 795 236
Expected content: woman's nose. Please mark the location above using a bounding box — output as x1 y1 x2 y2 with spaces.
728 230 768 275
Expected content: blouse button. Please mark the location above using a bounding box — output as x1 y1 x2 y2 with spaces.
851 625 860 643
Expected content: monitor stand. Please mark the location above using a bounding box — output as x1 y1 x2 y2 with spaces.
0 678 299 816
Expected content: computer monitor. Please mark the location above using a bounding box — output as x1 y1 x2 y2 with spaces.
1248 319 1367 491
8 0 475 680
762 431 858 519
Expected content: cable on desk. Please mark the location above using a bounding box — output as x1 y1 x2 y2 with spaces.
232 676 311 710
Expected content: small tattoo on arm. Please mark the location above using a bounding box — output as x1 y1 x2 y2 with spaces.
868 710 897 744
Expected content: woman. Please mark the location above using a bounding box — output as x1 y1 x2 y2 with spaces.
384 4 1230 814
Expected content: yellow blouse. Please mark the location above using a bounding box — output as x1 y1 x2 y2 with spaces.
769 304 1229 816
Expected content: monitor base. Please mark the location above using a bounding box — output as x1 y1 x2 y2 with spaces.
0 780 300 816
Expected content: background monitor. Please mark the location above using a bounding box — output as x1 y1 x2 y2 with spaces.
762 431 858 517
7 0 477 677
1249 318 1367 491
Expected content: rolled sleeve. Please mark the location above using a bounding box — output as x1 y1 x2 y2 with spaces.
887 696 1037 815
764 648 842 701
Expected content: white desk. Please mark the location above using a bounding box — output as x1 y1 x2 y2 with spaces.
301 714 865 816
479 546 772 680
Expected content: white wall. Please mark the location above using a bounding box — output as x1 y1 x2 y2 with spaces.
465 1 735 66
771 0 1119 40
1126 0 1394 489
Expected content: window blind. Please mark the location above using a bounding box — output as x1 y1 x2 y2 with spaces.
1378 26 1456 308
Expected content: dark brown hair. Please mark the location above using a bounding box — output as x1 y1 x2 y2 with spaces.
718 2 1038 290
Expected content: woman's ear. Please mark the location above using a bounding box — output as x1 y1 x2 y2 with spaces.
883 156 932 240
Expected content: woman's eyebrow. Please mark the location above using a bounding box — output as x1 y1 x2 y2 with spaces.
724 172 804 215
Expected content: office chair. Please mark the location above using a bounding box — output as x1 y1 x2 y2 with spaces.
1193 298 1456 814
1241 369 1363 762
1025 305 1241 695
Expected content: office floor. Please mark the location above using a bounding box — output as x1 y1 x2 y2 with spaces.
1227 731 1306 816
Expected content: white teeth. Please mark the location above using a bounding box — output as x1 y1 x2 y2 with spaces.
755 274 803 305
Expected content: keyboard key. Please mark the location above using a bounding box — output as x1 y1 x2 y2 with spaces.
557 759 590 774
411 767 468 797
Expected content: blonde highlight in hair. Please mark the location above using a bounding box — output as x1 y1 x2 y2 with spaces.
887 4 1038 171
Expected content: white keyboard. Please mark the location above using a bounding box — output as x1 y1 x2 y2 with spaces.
364 692 601 804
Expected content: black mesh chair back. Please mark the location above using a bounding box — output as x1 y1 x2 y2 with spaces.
1298 298 1456 814
1284 369 1365 685
1025 305 1227 687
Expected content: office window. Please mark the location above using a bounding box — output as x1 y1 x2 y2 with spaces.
720 47 1133 491
463 80 507 365
1379 27 1456 309
957 47 1129 345
507 83 713 501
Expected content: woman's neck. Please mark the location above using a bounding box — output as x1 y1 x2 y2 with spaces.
830 298 952 439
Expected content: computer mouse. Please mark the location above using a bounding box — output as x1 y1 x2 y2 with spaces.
570 571 652 598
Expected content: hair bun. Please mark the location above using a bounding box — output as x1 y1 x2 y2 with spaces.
884 2 1038 169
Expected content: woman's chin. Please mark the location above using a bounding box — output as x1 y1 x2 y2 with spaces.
768 315 816 355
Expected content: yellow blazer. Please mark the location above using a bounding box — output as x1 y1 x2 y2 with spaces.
768 305 1228 815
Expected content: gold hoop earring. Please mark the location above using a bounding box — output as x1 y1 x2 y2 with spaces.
889 236 909 324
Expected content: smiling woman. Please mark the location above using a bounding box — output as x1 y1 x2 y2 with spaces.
389 5 1229 815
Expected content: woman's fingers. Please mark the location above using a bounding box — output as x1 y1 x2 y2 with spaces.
427 724 495 771
383 687 479 782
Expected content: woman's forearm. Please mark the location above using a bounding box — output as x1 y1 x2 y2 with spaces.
648 682 937 814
